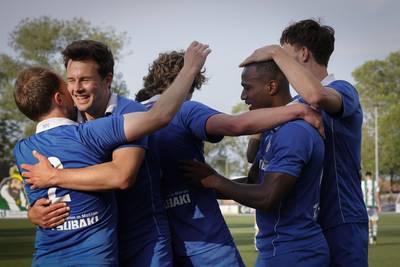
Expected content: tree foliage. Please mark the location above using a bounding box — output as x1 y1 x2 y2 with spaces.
353 51 400 182
0 17 129 175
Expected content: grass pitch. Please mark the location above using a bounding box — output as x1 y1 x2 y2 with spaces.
0 214 399 266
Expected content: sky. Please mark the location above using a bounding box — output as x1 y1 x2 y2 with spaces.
1 0 399 113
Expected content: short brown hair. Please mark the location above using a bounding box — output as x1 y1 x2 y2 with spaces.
280 19 335 67
62 40 114 78
14 67 61 121
136 50 207 102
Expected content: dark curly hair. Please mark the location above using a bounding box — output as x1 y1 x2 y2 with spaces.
280 19 335 67
136 50 207 102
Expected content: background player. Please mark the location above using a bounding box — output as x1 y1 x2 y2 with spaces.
361 171 381 245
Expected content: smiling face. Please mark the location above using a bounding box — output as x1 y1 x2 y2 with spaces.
240 65 271 110
66 59 112 120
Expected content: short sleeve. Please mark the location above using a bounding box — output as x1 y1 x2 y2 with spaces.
79 116 127 154
114 100 148 150
180 101 223 143
328 80 360 119
266 122 314 178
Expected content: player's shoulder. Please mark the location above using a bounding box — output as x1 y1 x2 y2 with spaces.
279 119 316 135
327 80 357 94
116 95 146 113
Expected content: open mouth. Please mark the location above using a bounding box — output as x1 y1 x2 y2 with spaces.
74 95 90 104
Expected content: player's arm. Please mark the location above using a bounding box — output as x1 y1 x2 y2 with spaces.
216 162 259 199
23 146 144 191
205 103 324 137
240 45 342 114
181 160 295 212
27 198 70 228
122 41 211 141
247 134 261 163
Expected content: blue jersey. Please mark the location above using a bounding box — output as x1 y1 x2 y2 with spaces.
316 80 368 229
256 120 325 258
13 116 126 266
147 99 234 256
105 95 171 263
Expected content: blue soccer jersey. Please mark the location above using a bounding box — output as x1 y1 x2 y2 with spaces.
316 79 368 229
103 95 172 266
13 116 126 267
255 120 326 258
147 99 235 257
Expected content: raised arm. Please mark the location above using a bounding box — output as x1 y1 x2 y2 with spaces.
240 45 342 114
123 41 211 141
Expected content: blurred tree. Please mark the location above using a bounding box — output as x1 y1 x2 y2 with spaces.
204 102 250 177
0 16 129 175
353 51 400 188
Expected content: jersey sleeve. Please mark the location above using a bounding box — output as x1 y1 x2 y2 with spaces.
114 101 148 150
180 101 223 143
328 80 360 119
266 122 314 178
79 116 127 154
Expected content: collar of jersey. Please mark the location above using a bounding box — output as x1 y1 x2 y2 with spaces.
140 94 161 105
77 93 118 123
36 117 78 133
321 74 336 86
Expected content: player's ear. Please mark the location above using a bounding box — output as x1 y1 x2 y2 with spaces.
53 91 63 105
266 80 279 96
300 46 310 63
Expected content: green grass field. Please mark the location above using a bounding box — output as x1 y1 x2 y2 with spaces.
1 214 399 266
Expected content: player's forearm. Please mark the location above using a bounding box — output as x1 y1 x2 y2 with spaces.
210 174 271 211
271 47 328 107
150 66 197 122
207 104 307 136
123 67 196 142
52 162 130 191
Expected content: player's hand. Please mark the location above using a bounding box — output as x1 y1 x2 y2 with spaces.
299 104 325 138
28 198 69 228
21 150 57 189
239 44 280 67
179 159 219 188
183 41 211 75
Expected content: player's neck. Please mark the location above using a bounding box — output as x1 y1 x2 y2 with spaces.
307 61 329 82
38 108 70 122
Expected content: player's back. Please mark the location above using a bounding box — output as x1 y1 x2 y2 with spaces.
148 99 234 257
109 96 171 265
14 118 124 267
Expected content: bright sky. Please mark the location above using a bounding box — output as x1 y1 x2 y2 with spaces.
1 0 399 113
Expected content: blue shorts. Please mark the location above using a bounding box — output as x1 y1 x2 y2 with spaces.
323 222 368 267
119 237 173 267
255 237 329 267
174 242 244 267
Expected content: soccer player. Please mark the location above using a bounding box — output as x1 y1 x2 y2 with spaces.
135 51 325 266
361 171 381 245
240 19 368 266
181 60 328 267
13 49 209 266
21 40 210 266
